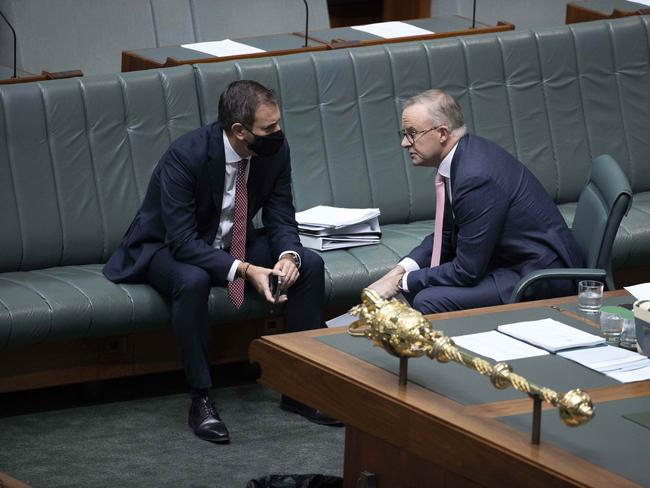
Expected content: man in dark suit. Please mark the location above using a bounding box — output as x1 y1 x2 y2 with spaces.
370 89 584 312
104 80 340 443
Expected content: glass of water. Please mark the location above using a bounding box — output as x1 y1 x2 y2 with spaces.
577 280 604 314
600 309 623 346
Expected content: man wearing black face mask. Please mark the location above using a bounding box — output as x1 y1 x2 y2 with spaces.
103 80 339 443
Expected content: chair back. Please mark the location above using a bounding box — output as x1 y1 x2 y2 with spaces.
571 155 632 290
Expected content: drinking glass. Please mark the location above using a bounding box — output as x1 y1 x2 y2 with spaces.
577 280 604 314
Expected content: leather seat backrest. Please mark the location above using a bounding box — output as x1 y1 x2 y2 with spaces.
0 66 201 272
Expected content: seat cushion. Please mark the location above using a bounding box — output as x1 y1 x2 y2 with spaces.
0 221 433 350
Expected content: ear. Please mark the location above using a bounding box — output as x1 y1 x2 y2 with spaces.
438 125 451 144
231 123 247 141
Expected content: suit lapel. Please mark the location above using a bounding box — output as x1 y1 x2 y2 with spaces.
206 123 227 219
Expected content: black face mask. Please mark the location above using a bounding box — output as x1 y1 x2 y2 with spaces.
245 127 285 157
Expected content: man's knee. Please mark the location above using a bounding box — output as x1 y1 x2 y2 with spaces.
300 250 324 276
412 289 446 314
174 267 211 297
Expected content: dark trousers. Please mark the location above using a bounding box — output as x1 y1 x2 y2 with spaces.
147 234 325 389
406 258 577 315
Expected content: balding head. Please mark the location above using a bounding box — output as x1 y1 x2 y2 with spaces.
403 90 466 138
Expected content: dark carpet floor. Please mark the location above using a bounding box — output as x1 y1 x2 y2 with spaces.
0 366 345 488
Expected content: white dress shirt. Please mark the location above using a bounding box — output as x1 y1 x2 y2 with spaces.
399 141 458 292
213 131 300 282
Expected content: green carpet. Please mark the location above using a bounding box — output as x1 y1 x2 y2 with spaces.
0 371 344 488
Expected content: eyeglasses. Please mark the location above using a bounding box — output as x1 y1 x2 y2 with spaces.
398 125 443 145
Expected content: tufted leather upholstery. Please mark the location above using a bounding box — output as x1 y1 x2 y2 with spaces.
1 16 649 350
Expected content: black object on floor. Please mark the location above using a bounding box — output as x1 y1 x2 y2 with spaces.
246 474 343 488
280 395 344 427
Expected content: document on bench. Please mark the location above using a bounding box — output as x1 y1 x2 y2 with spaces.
559 345 650 383
497 318 605 353
296 205 380 229
181 40 265 57
350 21 433 39
299 234 380 251
451 330 549 362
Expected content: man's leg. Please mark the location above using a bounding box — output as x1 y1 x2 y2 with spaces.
245 233 325 331
147 247 230 443
245 233 340 425
409 275 502 314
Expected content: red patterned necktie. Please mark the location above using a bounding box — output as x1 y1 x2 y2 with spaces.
430 173 446 267
228 159 248 308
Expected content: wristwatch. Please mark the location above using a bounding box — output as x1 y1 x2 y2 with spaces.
396 275 405 293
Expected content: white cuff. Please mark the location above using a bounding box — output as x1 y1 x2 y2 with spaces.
279 251 301 269
401 272 410 293
398 258 420 273
227 259 241 282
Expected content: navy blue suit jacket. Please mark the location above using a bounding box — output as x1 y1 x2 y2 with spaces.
406 134 584 302
103 121 303 285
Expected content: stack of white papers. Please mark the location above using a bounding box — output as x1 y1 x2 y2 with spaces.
181 40 265 57
559 345 650 383
295 206 381 251
497 319 605 353
451 331 550 362
350 21 434 39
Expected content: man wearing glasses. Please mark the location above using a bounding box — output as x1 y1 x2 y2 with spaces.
369 89 583 313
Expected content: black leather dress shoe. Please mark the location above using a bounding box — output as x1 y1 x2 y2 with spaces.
188 396 230 443
280 395 344 427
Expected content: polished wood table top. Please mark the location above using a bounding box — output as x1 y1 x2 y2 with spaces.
250 290 649 487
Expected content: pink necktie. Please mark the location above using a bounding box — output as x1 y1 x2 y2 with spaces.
430 173 446 267
228 159 248 308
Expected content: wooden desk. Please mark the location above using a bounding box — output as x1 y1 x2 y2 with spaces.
566 0 650 23
0 69 83 85
250 291 649 487
121 16 514 73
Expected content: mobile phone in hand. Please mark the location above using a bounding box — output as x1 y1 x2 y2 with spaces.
269 274 281 304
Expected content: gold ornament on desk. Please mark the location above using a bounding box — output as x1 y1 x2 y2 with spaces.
348 289 594 441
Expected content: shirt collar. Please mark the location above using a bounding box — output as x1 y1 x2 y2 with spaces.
437 141 458 180
222 130 250 164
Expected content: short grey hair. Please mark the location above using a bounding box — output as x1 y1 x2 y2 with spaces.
403 89 467 137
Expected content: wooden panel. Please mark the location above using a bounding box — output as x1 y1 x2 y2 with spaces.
249 291 642 487
0 317 285 393
383 0 430 21
566 2 650 23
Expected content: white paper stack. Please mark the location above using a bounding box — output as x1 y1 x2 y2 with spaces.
497 318 605 353
350 21 434 39
451 331 550 362
181 39 265 57
295 205 381 251
559 345 650 383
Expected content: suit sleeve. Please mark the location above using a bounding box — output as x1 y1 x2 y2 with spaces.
262 145 304 262
160 148 235 283
406 175 508 294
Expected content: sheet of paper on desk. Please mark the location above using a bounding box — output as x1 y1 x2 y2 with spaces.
451 330 549 362
624 282 650 300
559 345 650 372
606 364 650 383
350 21 433 39
181 40 265 57
497 318 605 352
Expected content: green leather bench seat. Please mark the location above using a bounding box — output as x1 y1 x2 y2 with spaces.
0 223 432 349
1 16 650 352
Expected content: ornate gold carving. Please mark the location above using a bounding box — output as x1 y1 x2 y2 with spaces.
348 289 594 427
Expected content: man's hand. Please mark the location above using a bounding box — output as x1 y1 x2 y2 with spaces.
242 264 277 304
368 265 406 300
271 255 300 301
